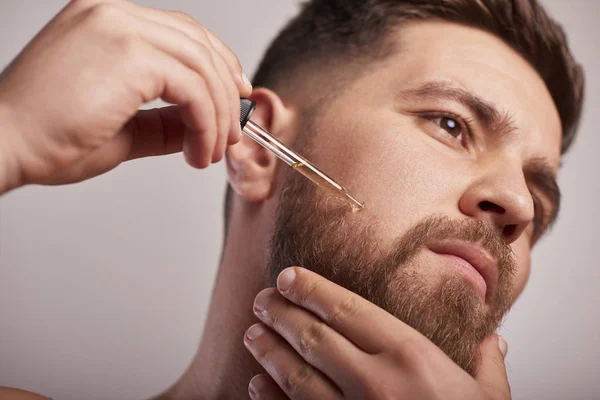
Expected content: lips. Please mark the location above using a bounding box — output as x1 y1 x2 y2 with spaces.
427 240 498 302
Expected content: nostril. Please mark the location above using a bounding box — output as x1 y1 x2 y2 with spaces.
479 201 505 214
503 224 517 239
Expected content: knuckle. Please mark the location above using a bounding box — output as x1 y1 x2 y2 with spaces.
69 0 96 11
282 364 315 396
211 42 242 73
395 338 431 374
328 295 360 326
87 2 121 23
171 10 196 23
168 10 209 39
116 35 141 58
196 43 214 63
297 321 327 358
195 26 211 42
253 339 275 364
296 278 323 306
226 53 243 74
268 304 287 328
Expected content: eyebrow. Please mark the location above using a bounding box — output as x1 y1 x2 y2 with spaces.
400 81 561 229
398 81 518 135
524 157 561 228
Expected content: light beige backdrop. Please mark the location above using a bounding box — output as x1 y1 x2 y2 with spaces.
0 1 598 399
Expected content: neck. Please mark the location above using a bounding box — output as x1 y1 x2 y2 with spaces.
160 202 274 400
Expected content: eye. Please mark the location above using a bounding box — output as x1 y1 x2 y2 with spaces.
438 117 463 140
418 112 472 146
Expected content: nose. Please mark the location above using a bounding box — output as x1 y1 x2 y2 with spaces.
458 163 535 244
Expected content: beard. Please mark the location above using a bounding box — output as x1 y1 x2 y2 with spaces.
266 166 516 375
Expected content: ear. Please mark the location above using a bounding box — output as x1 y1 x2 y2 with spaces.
226 88 295 202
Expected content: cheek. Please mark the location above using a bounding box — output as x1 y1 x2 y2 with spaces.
308 111 464 242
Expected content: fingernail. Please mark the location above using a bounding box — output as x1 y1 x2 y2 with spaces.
246 324 266 342
242 72 253 88
250 375 267 394
278 268 296 292
248 384 257 399
498 336 508 358
253 290 271 314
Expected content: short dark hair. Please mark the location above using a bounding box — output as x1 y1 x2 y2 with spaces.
224 0 585 232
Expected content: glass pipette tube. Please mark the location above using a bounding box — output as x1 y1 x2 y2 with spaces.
242 118 364 212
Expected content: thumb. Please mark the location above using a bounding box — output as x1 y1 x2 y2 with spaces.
474 334 511 399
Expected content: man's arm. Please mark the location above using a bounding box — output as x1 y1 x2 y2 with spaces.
0 387 49 400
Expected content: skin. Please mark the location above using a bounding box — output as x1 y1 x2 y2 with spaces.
0 388 49 400
0 0 252 194
0 8 562 400
245 267 511 399
188 21 560 399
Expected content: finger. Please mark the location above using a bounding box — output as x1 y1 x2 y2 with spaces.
275 267 421 354
249 375 288 400
244 323 342 400
181 110 216 169
120 12 230 166
160 10 253 110
143 7 244 152
474 335 511 400
118 4 242 156
201 25 253 97
197 39 240 161
253 288 365 385
125 106 185 160
130 42 217 168
163 72 216 169
83 1 243 158
207 49 241 161
117 2 252 96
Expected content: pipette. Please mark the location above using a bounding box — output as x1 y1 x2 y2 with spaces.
239 99 363 212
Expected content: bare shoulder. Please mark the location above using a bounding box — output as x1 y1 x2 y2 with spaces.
0 387 49 400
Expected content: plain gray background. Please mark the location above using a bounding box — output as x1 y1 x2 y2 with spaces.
0 1 598 399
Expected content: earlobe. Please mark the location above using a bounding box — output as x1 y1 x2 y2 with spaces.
226 88 293 203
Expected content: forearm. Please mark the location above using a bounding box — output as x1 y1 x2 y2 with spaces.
0 386 50 399
0 102 24 195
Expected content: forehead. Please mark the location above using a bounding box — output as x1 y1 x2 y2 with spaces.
371 20 563 167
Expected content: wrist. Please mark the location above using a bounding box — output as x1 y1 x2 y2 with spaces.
0 101 25 194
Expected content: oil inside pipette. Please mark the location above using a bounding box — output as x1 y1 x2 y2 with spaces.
292 162 364 212
240 116 363 213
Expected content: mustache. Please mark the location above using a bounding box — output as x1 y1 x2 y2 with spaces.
389 215 515 266
381 215 517 298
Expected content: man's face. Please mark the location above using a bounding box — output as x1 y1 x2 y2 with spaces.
266 21 562 375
